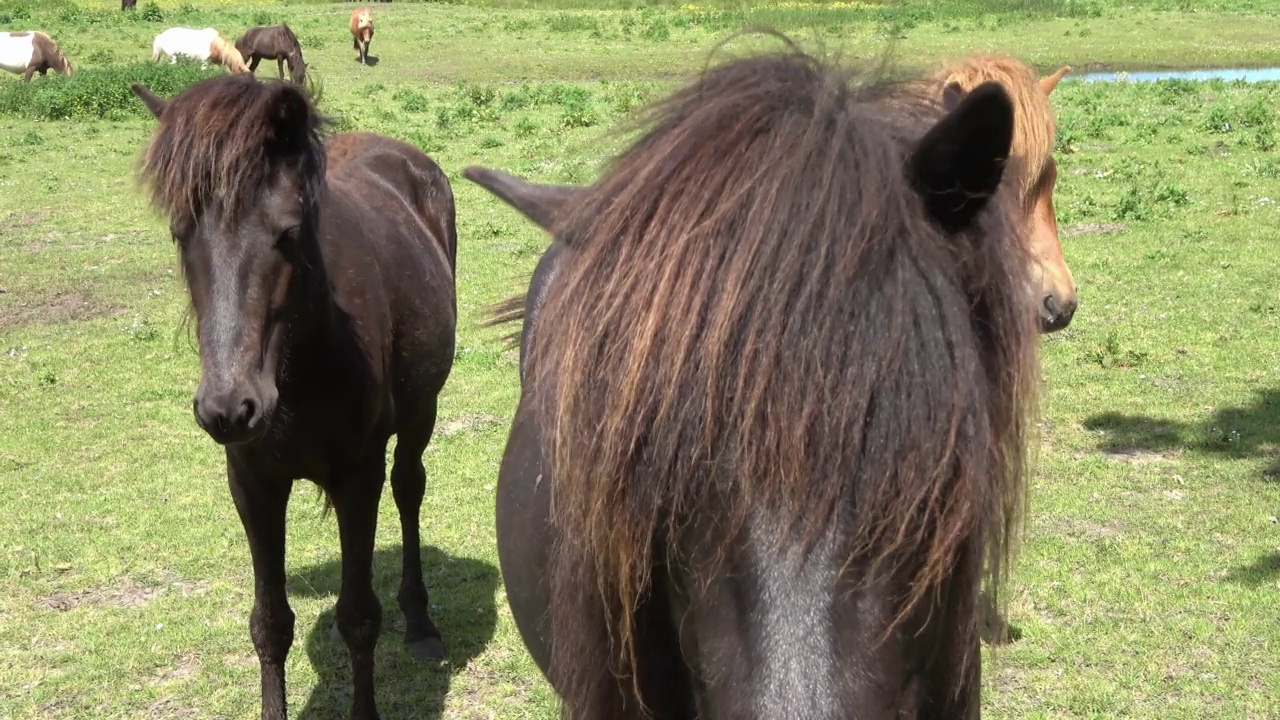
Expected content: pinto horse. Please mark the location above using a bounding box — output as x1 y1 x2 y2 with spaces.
152 27 249 74
469 45 1041 718
235 24 307 85
131 76 457 720
350 7 375 65
0 31 72 82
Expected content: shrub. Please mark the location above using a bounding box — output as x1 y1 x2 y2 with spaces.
0 61 221 121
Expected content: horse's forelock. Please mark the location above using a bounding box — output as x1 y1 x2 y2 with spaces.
534 45 1039 710
139 77 326 227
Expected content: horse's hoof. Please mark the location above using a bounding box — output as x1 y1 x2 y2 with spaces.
406 635 445 663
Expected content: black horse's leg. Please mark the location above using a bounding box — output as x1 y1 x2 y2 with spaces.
248 56 261 75
228 461 294 720
390 395 444 662
277 58 285 79
332 458 387 720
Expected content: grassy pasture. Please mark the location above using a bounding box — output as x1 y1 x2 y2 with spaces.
2 0 1280 718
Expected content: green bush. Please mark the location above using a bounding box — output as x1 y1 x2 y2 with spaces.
0 61 221 121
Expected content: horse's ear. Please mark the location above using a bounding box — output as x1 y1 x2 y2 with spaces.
941 81 966 110
463 166 583 232
1039 65 1070 95
131 83 167 119
267 85 313 147
909 81 1014 234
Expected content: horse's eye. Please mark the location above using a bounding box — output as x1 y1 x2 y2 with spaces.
276 228 301 251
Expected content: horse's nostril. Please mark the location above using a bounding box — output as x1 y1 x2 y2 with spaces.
237 398 258 429
1043 294 1062 317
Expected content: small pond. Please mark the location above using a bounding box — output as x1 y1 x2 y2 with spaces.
1071 67 1280 83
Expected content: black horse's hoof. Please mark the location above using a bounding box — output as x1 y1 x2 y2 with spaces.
406 635 445 663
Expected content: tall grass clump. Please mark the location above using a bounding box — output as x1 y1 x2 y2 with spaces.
0 61 221 121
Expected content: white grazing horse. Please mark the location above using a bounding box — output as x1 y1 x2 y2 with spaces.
151 27 248 73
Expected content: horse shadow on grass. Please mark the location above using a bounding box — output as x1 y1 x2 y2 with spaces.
288 545 500 720
1082 387 1280 479
1082 387 1280 588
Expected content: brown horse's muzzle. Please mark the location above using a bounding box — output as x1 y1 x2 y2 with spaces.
194 381 274 445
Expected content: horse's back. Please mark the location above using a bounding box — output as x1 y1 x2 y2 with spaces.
326 132 456 274
0 32 35 73
321 132 456 389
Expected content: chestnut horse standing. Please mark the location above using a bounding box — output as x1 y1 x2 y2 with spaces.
131 76 457 720
350 7 374 65
235 24 308 85
938 56 1077 332
470 44 1040 718
0 31 73 82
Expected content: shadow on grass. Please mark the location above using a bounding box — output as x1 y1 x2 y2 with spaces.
288 545 500 720
1223 552 1280 587
1082 387 1280 479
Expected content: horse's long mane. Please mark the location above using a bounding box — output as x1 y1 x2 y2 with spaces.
137 75 325 227
32 32 72 74
939 54 1057 200
209 33 248 73
527 45 1040 710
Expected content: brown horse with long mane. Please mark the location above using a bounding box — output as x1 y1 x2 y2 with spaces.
235 24 307 85
131 76 457 720
469 43 1040 718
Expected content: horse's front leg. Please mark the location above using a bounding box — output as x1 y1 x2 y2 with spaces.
276 58 285 79
22 66 34 83
332 454 388 720
228 458 294 720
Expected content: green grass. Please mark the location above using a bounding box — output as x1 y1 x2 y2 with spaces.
2 0 1280 718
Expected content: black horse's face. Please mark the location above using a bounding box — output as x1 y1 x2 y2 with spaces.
661 513 936 719
175 174 308 445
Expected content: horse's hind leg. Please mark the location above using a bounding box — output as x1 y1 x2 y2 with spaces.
390 395 445 662
331 457 387 720
228 465 295 720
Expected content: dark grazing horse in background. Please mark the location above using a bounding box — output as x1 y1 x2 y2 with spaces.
468 44 1042 719
235 24 307 85
131 76 457 720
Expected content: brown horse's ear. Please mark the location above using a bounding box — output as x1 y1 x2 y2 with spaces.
909 81 1014 234
267 85 313 149
941 81 966 110
131 83 167 118
1039 66 1071 95
463 166 583 232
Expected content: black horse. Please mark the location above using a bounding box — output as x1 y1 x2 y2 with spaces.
470 45 1040 718
132 76 457 720
234 24 307 85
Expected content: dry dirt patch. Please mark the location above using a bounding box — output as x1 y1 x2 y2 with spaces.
34 576 209 612
0 289 125 330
